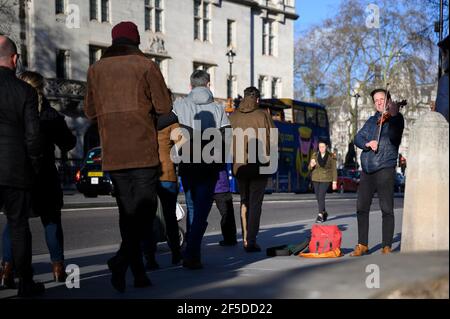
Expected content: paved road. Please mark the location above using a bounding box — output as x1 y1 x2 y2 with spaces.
0 193 404 256
1 193 447 300
2 205 446 300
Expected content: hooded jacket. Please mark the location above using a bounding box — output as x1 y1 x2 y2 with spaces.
172 86 230 178
229 96 276 178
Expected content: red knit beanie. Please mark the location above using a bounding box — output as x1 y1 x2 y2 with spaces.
111 21 140 45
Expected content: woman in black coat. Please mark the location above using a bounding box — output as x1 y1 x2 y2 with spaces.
1 71 76 287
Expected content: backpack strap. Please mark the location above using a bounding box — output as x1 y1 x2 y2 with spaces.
266 245 291 257
289 237 311 256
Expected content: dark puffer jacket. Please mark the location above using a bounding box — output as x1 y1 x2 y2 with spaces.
354 112 404 174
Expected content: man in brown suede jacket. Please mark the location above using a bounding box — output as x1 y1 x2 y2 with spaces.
229 87 276 253
84 21 172 293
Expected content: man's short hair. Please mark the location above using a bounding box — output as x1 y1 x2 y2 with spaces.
370 89 391 103
0 36 18 58
244 86 260 99
370 88 391 102
190 70 210 88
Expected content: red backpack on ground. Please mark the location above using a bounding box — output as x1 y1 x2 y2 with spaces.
299 225 343 258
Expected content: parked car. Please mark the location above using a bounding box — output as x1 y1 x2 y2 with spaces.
336 168 360 193
75 147 114 198
395 173 406 193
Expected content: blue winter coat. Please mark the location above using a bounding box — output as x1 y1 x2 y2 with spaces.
354 112 404 174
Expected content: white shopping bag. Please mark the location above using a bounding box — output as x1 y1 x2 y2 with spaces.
175 202 185 221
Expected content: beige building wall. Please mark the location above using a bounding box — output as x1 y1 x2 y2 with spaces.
21 0 297 100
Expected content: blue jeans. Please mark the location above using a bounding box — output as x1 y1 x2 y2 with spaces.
142 181 179 257
181 176 216 260
2 214 64 263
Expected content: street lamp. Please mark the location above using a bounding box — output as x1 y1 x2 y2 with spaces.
352 92 361 135
351 92 361 170
437 0 444 78
315 82 333 102
226 48 236 100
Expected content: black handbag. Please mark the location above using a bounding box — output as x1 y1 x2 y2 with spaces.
266 237 310 257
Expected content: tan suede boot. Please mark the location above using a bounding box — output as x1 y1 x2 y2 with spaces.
52 262 67 283
350 244 369 257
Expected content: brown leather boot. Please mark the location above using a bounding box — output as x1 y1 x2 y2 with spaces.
52 262 67 283
350 244 369 257
381 246 392 254
0 262 16 289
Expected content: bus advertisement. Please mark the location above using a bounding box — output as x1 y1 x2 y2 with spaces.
229 98 331 194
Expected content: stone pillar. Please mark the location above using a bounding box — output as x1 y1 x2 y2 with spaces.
401 112 449 252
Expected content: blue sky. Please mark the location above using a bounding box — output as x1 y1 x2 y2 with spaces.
294 0 342 39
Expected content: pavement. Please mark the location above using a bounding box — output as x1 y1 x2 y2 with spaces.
0 200 448 299
2 191 400 255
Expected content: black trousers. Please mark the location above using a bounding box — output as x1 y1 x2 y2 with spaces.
143 182 180 258
213 192 237 242
312 181 330 213
0 186 33 281
357 167 396 248
109 168 158 277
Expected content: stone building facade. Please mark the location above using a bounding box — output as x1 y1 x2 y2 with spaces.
3 0 297 162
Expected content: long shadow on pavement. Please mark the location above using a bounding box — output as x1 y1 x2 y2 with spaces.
1 215 405 299
20 223 318 299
